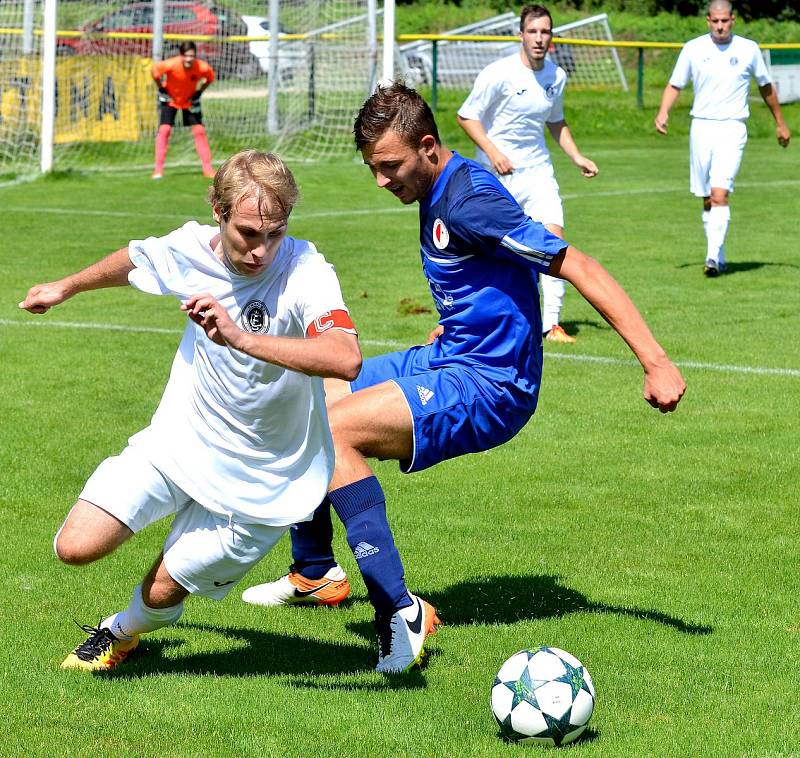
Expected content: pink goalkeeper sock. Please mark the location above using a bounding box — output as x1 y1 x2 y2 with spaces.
192 125 213 173
154 125 171 174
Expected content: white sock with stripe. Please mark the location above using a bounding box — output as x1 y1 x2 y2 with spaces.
102 584 184 640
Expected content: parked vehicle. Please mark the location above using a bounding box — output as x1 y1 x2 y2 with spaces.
240 15 304 82
57 2 252 78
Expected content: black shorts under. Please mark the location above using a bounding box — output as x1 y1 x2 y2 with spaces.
158 104 203 127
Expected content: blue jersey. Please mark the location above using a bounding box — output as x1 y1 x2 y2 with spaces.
419 152 568 406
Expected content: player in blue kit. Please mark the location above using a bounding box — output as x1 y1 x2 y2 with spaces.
243 83 687 673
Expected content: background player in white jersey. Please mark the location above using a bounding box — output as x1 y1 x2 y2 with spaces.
456 4 598 344
654 0 790 277
18 150 361 671
243 83 686 675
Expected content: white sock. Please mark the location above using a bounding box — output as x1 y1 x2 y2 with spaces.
701 209 710 237
102 584 184 640
706 206 730 265
540 274 566 333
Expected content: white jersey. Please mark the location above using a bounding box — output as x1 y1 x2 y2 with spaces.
125 221 352 527
669 34 770 121
458 53 567 170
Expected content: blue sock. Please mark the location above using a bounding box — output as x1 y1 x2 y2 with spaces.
290 498 337 580
329 476 412 615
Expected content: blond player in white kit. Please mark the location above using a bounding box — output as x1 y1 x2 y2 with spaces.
457 3 597 344
655 0 790 277
18 149 361 671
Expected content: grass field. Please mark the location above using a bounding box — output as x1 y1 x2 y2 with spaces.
1 125 799 756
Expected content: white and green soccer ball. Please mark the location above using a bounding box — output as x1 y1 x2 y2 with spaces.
490 646 595 746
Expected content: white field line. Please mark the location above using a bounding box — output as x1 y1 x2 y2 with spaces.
4 177 800 218
2 317 799 378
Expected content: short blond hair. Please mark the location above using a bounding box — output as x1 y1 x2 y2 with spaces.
208 150 298 222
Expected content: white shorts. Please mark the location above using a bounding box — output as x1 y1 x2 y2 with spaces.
497 163 564 228
689 118 748 197
78 446 288 600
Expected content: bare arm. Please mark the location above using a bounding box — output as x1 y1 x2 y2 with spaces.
18 247 134 314
654 84 682 134
549 246 686 412
546 120 598 177
758 83 791 147
456 115 514 175
183 293 362 381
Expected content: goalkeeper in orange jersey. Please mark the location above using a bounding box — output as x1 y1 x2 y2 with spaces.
151 41 215 179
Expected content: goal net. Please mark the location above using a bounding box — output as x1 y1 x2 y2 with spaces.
400 12 628 92
0 0 43 174
0 0 387 175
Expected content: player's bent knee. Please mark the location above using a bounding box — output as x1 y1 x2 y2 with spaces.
53 530 103 565
54 500 133 565
329 416 370 458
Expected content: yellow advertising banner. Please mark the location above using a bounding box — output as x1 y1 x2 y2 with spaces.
0 55 156 143
0 55 38 140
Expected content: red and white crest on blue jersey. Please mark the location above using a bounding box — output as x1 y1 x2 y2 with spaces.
432 218 450 250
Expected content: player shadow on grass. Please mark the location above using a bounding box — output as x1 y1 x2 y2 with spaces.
347 574 711 641
100 621 425 689
676 260 798 274
557 319 607 339
429 574 712 634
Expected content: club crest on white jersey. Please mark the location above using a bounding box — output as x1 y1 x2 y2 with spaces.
241 300 270 333
432 218 449 250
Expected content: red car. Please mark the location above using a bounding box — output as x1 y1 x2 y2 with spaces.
57 2 250 76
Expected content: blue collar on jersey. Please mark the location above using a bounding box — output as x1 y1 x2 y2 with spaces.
421 150 464 214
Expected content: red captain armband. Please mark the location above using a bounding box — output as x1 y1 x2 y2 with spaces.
306 310 358 338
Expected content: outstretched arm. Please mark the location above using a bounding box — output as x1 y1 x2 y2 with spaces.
456 115 514 175
654 84 682 135
183 293 362 381
546 120 598 177
758 83 791 147
549 246 686 412
18 247 134 314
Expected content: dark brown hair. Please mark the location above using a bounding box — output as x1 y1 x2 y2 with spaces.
353 81 440 151
519 4 553 31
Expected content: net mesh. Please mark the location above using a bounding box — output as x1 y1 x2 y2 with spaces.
0 3 626 176
0 1 44 173
399 12 628 91
0 0 383 175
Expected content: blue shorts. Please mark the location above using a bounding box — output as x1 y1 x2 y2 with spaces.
351 345 536 473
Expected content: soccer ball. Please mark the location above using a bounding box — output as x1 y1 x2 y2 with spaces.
490 646 595 746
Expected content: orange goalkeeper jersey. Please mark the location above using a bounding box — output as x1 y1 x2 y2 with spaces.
152 56 215 109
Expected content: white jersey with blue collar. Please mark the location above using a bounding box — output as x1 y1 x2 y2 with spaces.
419 152 568 404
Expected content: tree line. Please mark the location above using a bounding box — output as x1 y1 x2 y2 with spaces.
396 0 799 23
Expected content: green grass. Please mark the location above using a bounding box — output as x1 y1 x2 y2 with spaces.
1 128 799 756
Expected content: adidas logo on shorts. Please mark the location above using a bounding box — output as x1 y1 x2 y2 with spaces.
353 541 380 560
416 384 434 406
